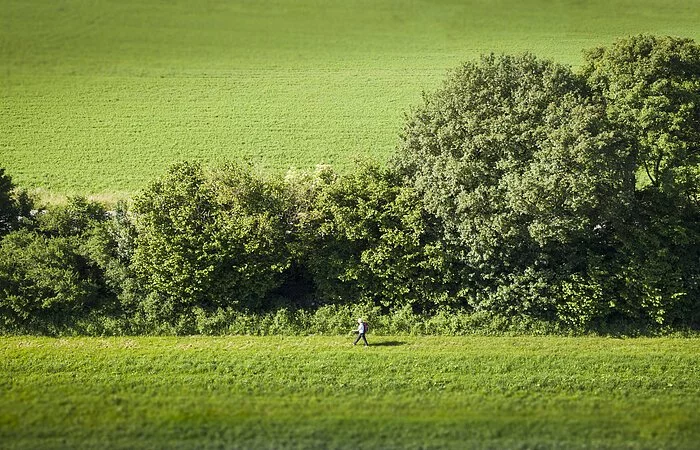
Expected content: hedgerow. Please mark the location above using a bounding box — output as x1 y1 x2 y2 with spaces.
1 36 698 335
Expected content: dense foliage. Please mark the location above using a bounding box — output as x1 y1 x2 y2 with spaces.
289 163 455 311
0 197 111 333
129 162 292 329
394 53 633 325
0 168 31 237
581 35 700 327
0 35 698 335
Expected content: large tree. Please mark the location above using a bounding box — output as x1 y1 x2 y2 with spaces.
582 36 700 326
582 35 700 206
393 54 633 322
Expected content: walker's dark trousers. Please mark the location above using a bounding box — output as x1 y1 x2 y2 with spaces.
354 333 368 346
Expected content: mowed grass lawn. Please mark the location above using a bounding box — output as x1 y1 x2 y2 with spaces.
1 336 698 449
2 0 700 197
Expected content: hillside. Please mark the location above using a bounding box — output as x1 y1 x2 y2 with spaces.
2 0 699 197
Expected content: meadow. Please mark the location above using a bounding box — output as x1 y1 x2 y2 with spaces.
1 336 699 449
2 0 700 198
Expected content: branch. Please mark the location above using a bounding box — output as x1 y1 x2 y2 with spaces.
642 157 658 187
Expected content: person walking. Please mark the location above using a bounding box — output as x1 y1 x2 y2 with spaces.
353 318 369 346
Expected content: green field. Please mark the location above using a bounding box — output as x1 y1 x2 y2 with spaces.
1 336 699 449
2 0 700 198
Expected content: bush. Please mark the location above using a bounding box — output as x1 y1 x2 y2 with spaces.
292 162 459 311
37 196 107 237
81 201 141 316
0 168 33 237
0 230 103 334
131 162 292 325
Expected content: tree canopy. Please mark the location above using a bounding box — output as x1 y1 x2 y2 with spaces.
393 53 634 321
582 35 700 207
581 35 700 326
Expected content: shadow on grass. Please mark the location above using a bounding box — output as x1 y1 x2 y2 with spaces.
369 340 407 347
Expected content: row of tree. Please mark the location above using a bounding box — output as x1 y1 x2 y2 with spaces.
1 35 698 334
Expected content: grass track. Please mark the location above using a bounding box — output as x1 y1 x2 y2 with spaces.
1 336 699 449
2 0 700 197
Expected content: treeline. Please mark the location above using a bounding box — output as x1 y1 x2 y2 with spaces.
1 35 698 335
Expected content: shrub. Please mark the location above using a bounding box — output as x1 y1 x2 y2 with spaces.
292 162 459 311
131 162 292 324
0 230 103 333
0 168 33 237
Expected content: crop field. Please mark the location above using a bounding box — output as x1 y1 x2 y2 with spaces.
1 336 699 449
2 0 700 198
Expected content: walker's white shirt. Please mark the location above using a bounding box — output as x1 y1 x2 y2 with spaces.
357 323 365 334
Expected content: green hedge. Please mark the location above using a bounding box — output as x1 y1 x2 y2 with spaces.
1 35 698 335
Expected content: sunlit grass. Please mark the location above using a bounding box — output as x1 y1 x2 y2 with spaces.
1 336 698 449
2 0 700 198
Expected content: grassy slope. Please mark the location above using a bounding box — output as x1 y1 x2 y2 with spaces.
2 0 700 197
1 336 699 449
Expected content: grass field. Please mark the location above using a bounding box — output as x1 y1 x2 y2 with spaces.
1 336 699 449
2 0 700 198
